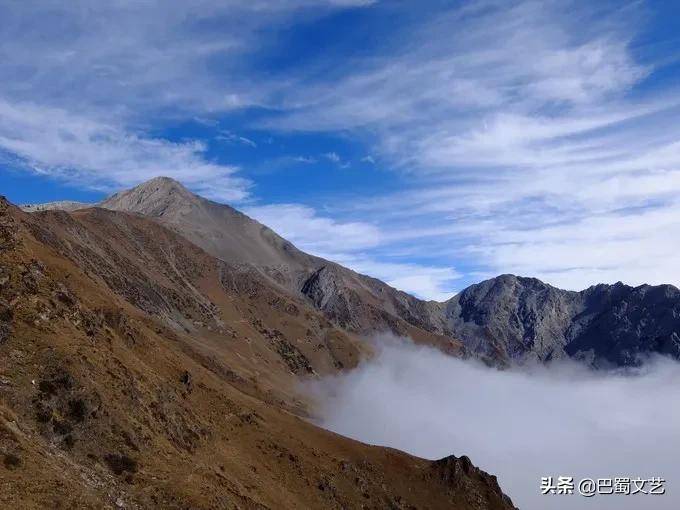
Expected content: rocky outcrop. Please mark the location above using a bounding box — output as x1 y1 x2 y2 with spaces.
0 197 19 252
301 266 360 331
566 282 680 366
431 455 517 510
445 275 579 365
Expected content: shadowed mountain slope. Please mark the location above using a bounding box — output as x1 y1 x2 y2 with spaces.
445 274 680 366
1 196 515 509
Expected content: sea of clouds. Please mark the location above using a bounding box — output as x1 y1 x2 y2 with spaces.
307 336 680 510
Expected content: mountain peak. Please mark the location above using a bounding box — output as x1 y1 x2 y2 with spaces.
467 273 556 294
100 176 200 216
141 175 185 188
99 176 306 268
126 176 193 197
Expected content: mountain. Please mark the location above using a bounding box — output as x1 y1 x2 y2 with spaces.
100 177 457 352
98 177 680 368
28 177 680 369
100 176 306 269
1 196 515 509
445 274 680 367
444 275 578 365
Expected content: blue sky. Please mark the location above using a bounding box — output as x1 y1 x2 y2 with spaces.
1 0 680 300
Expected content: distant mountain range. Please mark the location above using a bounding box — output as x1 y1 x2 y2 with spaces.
448 275 680 366
29 176 677 369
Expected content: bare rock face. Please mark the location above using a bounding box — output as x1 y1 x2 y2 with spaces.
445 275 580 365
444 274 680 367
0 196 19 251
566 282 680 366
301 266 356 330
0 299 12 345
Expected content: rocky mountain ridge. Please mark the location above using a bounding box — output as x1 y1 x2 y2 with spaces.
28 177 680 368
446 274 680 367
20 200 91 212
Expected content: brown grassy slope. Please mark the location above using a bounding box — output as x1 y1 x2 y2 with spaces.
21 205 371 409
0 198 515 510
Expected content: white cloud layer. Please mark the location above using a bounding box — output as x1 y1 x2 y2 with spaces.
332 256 461 302
244 203 382 253
309 337 680 510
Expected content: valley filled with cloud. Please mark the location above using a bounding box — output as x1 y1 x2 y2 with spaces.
309 337 680 509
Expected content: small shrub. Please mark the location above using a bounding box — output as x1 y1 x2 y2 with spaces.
67 398 87 422
3 453 21 470
104 453 138 475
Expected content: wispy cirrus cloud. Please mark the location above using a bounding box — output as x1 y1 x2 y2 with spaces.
322 151 351 168
293 155 317 164
0 0 374 200
2 0 680 297
216 130 258 148
0 0 375 116
255 0 680 292
0 100 249 201
264 1 649 133
243 202 461 300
